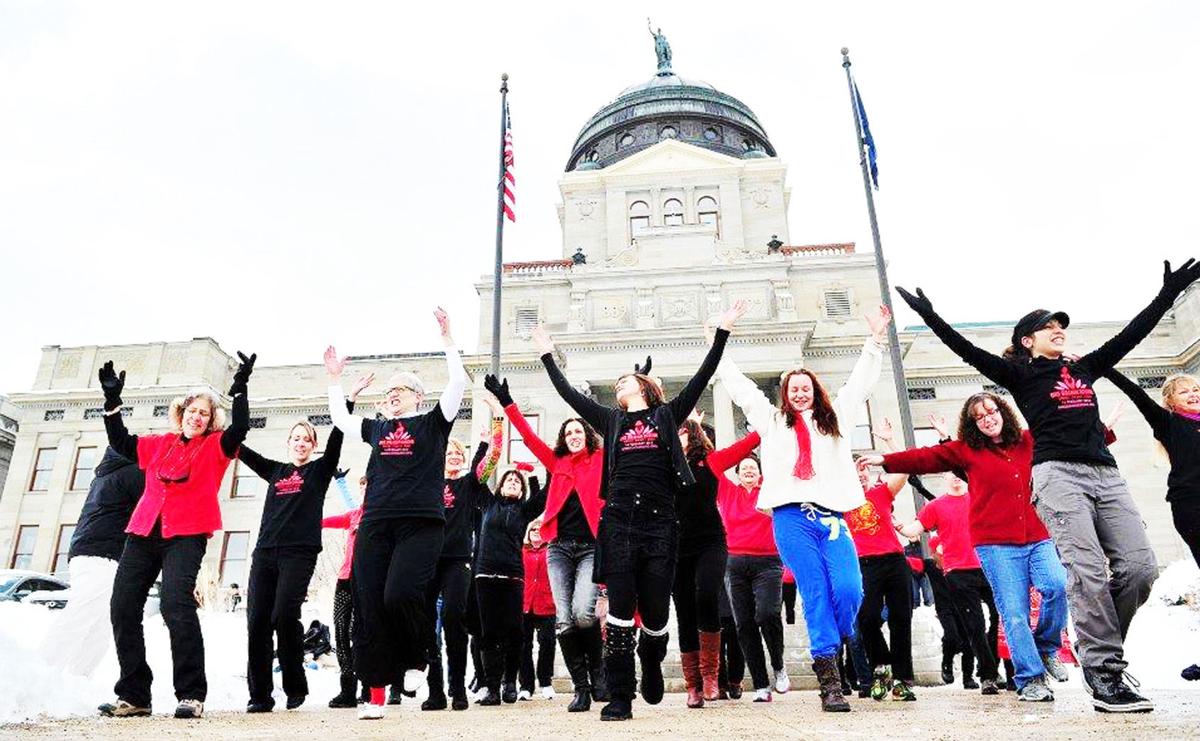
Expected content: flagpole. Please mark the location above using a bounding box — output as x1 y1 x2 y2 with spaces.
840 48 924 518
490 73 509 378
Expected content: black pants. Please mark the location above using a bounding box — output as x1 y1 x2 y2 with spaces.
717 586 744 688
782 581 797 624
672 543 727 652
425 558 471 697
520 613 556 691
857 553 915 682
1172 498 1200 568
246 546 318 703
352 517 444 687
476 577 524 689
110 526 208 707
725 553 784 690
333 578 355 680
946 568 1000 681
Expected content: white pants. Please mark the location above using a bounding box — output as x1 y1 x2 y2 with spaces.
39 555 119 677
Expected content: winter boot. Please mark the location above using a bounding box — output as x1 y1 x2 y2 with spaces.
941 648 955 685
584 622 609 702
813 656 851 713
423 659 447 710
698 630 722 701
560 629 592 712
329 674 358 709
600 623 637 721
961 652 979 690
681 651 704 709
637 630 670 705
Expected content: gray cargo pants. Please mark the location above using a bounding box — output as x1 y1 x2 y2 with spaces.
1031 461 1157 674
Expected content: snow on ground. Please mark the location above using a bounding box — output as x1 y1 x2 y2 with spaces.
1125 558 1200 688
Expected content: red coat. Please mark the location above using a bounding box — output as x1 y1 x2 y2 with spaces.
126 431 232 538
504 403 604 543
882 430 1050 547
523 545 555 616
322 508 363 581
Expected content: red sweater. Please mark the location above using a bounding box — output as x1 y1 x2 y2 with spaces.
845 483 904 557
127 432 232 538
504 403 604 543
715 433 775 556
881 430 1050 547
522 545 555 616
322 508 363 581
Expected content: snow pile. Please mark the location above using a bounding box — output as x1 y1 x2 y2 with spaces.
1124 558 1200 688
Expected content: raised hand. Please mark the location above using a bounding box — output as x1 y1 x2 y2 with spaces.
531 324 554 356
872 417 895 444
324 346 348 380
634 355 653 375
483 392 504 416
98 360 125 409
350 372 375 400
1162 258 1200 295
719 299 749 331
434 306 453 342
335 468 350 480
928 412 950 440
483 374 513 407
895 286 933 316
229 351 256 396
865 304 893 342
856 454 884 470
687 408 706 425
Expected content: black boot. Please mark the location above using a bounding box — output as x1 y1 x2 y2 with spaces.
476 686 501 706
423 659 447 710
559 629 592 712
1003 659 1017 691
329 674 357 709
584 623 609 702
501 681 518 704
358 682 371 704
601 624 637 721
962 652 979 690
637 631 669 706
387 686 404 705
941 648 955 685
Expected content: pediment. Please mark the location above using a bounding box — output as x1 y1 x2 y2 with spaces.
599 140 745 177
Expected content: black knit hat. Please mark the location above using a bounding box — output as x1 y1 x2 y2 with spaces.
1012 309 1070 346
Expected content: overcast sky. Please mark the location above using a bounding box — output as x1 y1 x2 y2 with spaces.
2 1 1198 395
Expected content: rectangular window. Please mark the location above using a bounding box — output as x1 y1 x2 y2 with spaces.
232 462 266 499
220 531 250 587
10 525 38 569
71 446 99 490
851 401 874 451
907 386 937 401
29 447 56 492
1137 375 1167 389
823 289 852 319
307 414 332 426
507 414 540 465
52 525 75 576
43 409 65 422
514 306 540 337
629 216 650 237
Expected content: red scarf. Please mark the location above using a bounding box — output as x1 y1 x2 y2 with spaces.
792 414 815 480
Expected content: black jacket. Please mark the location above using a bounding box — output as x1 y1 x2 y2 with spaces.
69 447 145 561
474 477 547 578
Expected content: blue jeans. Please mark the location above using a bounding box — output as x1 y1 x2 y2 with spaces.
975 539 1069 689
546 540 598 634
772 504 862 660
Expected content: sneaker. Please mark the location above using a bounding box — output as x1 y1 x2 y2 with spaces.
963 677 979 690
1005 677 1017 692
773 667 791 694
1018 676 1055 703
358 703 385 720
517 689 532 702
540 686 555 700
869 666 893 702
1042 653 1069 683
174 699 204 719
980 679 1000 696
752 688 772 702
727 683 743 700
98 699 151 718
891 680 916 702
403 669 425 694
1085 669 1154 713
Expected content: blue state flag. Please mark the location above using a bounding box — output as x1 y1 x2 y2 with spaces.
853 82 878 189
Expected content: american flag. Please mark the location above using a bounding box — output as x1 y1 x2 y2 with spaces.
502 103 515 222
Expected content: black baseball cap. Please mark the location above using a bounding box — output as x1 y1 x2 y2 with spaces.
1012 309 1070 346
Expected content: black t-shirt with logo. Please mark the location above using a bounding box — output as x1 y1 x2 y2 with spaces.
240 425 345 551
361 406 455 522
609 409 674 503
441 442 493 560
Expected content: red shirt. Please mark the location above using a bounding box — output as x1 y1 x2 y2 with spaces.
322 507 363 581
916 494 980 572
127 431 232 538
844 483 904 558
882 430 1050 546
504 404 604 543
522 545 555 616
716 478 777 556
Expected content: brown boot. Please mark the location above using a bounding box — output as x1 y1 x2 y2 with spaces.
812 656 851 712
681 651 704 709
698 631 722 701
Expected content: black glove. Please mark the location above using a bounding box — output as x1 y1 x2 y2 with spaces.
528 476 541 497
484 374 513 407
634 355 652 375
335 468 350 480
896 286 933 316
229 351 256 396
98 360 125 410
1162 258 1200 296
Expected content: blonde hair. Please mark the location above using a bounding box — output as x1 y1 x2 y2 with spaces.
169 389 226 434
1160 374 1200 411
445 437 467 460
288 420 319 448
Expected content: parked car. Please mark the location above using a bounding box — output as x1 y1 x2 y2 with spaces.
0 570 68 606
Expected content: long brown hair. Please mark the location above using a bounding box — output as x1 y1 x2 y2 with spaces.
617 373 666 409
779 369 840 438
679 418 714 462
957 392 1024 450
552 417 603 457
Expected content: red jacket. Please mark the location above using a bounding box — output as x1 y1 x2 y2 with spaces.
882 430 1050 547
715 433 776 557
126 431 231 538
322 507 363 581
523 544 555 616
504 403 604 543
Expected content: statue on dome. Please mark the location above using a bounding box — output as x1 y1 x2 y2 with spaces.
647 19 673 75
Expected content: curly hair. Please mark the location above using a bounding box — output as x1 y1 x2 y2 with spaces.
956 392 1024 450
552 417 603 458
679 418 714 462
169 389 226 435
496 468 528 499
779 369 841 438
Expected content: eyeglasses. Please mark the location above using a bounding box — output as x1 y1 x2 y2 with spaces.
972 407 1001 421
385 386 416 399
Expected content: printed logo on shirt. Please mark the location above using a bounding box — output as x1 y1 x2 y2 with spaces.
274 471 305 496
844 501 881 536
443 484 456 509
1049 366 1096 411
619 419 660 451
379 422 415 456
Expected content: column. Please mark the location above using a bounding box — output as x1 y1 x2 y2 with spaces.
714 381 735 449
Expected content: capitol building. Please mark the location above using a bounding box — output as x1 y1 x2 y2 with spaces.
3 45 1197 630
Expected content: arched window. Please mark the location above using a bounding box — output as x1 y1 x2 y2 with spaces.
659 125 678 140
697 196 719 236
619 132 635 148
629 201 650 237
663 198 684 226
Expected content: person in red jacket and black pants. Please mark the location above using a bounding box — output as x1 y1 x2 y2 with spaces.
97 353 254 720
519 519 557 700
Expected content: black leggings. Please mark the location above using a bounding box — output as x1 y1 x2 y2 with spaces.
333 578 355 680
782 581 797 624
946 568 1000 682
425 558 472 696
672 543 727 652
246 546 318 703
1172 498 1200 568
352 517 444 687
476 577 524 688
725 554 784 690
520 613 556 691
857 553 914 682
